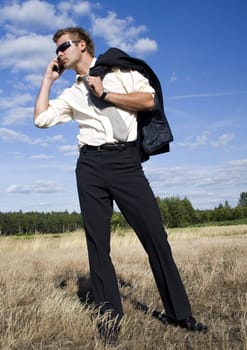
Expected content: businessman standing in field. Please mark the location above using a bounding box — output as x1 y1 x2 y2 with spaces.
34 26 207 345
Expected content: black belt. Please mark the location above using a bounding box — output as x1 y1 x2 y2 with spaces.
81 141 136 152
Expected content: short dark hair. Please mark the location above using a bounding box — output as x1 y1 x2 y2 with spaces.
53 27 95 56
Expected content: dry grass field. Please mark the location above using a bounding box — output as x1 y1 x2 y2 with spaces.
0 225 246 350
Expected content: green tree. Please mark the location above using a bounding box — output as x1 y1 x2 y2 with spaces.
111 212 128 231
238 192 247 207
156 197 169 224
181 197 197 225
165 197 186 227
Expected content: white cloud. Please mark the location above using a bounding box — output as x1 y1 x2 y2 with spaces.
133 38 158 56
0 0 75 32
58 144 77 152
33 134 65 146
0 1 157 75
176 131 211 149
176 131 235 150
211 133 235 147
0 34 54 72
167 72 177 84
24 74 46 88
6 181 65 194
0 93 33 110
51 135 64 142
0 127 64 145
0 127 34 143
229 159 247 167
30 154 54 159
57 144 78 156
91 11 157 56
144 165 203 187
0 1 92 74
0 92 34 125
1 107 34 125
63 165 76 172
68 1 92 15
144 158 247 208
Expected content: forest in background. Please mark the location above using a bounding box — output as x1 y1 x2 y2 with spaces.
1 192 247 235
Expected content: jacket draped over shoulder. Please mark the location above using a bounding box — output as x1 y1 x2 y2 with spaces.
90 48 174 162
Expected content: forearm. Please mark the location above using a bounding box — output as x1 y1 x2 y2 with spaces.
86 75 155 112
104 91 155 112
34 79 53 121
34 58 62 122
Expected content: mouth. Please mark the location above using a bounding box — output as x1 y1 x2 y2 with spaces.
58 56 66 64
59 58 66 65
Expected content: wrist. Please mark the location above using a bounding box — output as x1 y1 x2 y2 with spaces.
100 89 109 100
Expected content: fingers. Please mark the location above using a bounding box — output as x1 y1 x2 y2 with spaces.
86 76 103 97
46 59 64 79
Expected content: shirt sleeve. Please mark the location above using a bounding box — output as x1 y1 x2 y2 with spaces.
113 69 155 95
34 95 73 128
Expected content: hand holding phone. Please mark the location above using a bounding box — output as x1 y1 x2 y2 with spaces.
52 57 64 73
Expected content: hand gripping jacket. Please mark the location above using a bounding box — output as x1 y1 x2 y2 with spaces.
90 48 174 162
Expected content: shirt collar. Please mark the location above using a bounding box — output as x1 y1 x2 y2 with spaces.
76 57 97 84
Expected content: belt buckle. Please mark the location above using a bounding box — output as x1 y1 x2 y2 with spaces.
117 143 125 151
97 145 104 151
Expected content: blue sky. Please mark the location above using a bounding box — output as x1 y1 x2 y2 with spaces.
0 0 246 212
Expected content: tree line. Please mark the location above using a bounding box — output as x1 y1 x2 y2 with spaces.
0 211 83 235
0 192 247 235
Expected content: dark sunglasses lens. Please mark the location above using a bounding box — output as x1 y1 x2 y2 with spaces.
56 41 71 55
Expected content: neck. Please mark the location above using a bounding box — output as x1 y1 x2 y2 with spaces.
76 55 94 75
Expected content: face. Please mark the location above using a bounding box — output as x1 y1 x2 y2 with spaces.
56 34 85 69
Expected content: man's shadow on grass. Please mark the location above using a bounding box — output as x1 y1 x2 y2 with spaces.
75 275 168 325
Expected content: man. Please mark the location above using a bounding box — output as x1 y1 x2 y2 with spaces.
34 27 207 345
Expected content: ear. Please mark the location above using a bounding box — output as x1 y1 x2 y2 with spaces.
79 40 87 52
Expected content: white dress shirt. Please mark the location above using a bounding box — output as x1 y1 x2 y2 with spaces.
35 57 155 148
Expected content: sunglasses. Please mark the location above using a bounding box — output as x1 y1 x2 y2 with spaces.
56 40 80 55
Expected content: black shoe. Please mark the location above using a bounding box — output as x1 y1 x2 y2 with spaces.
167 315 208 332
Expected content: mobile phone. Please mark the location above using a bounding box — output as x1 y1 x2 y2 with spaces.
53 59 63 73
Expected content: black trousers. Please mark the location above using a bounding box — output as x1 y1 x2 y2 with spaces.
76 144 192 321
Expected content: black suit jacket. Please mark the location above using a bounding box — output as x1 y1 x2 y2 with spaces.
90 48 173 162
